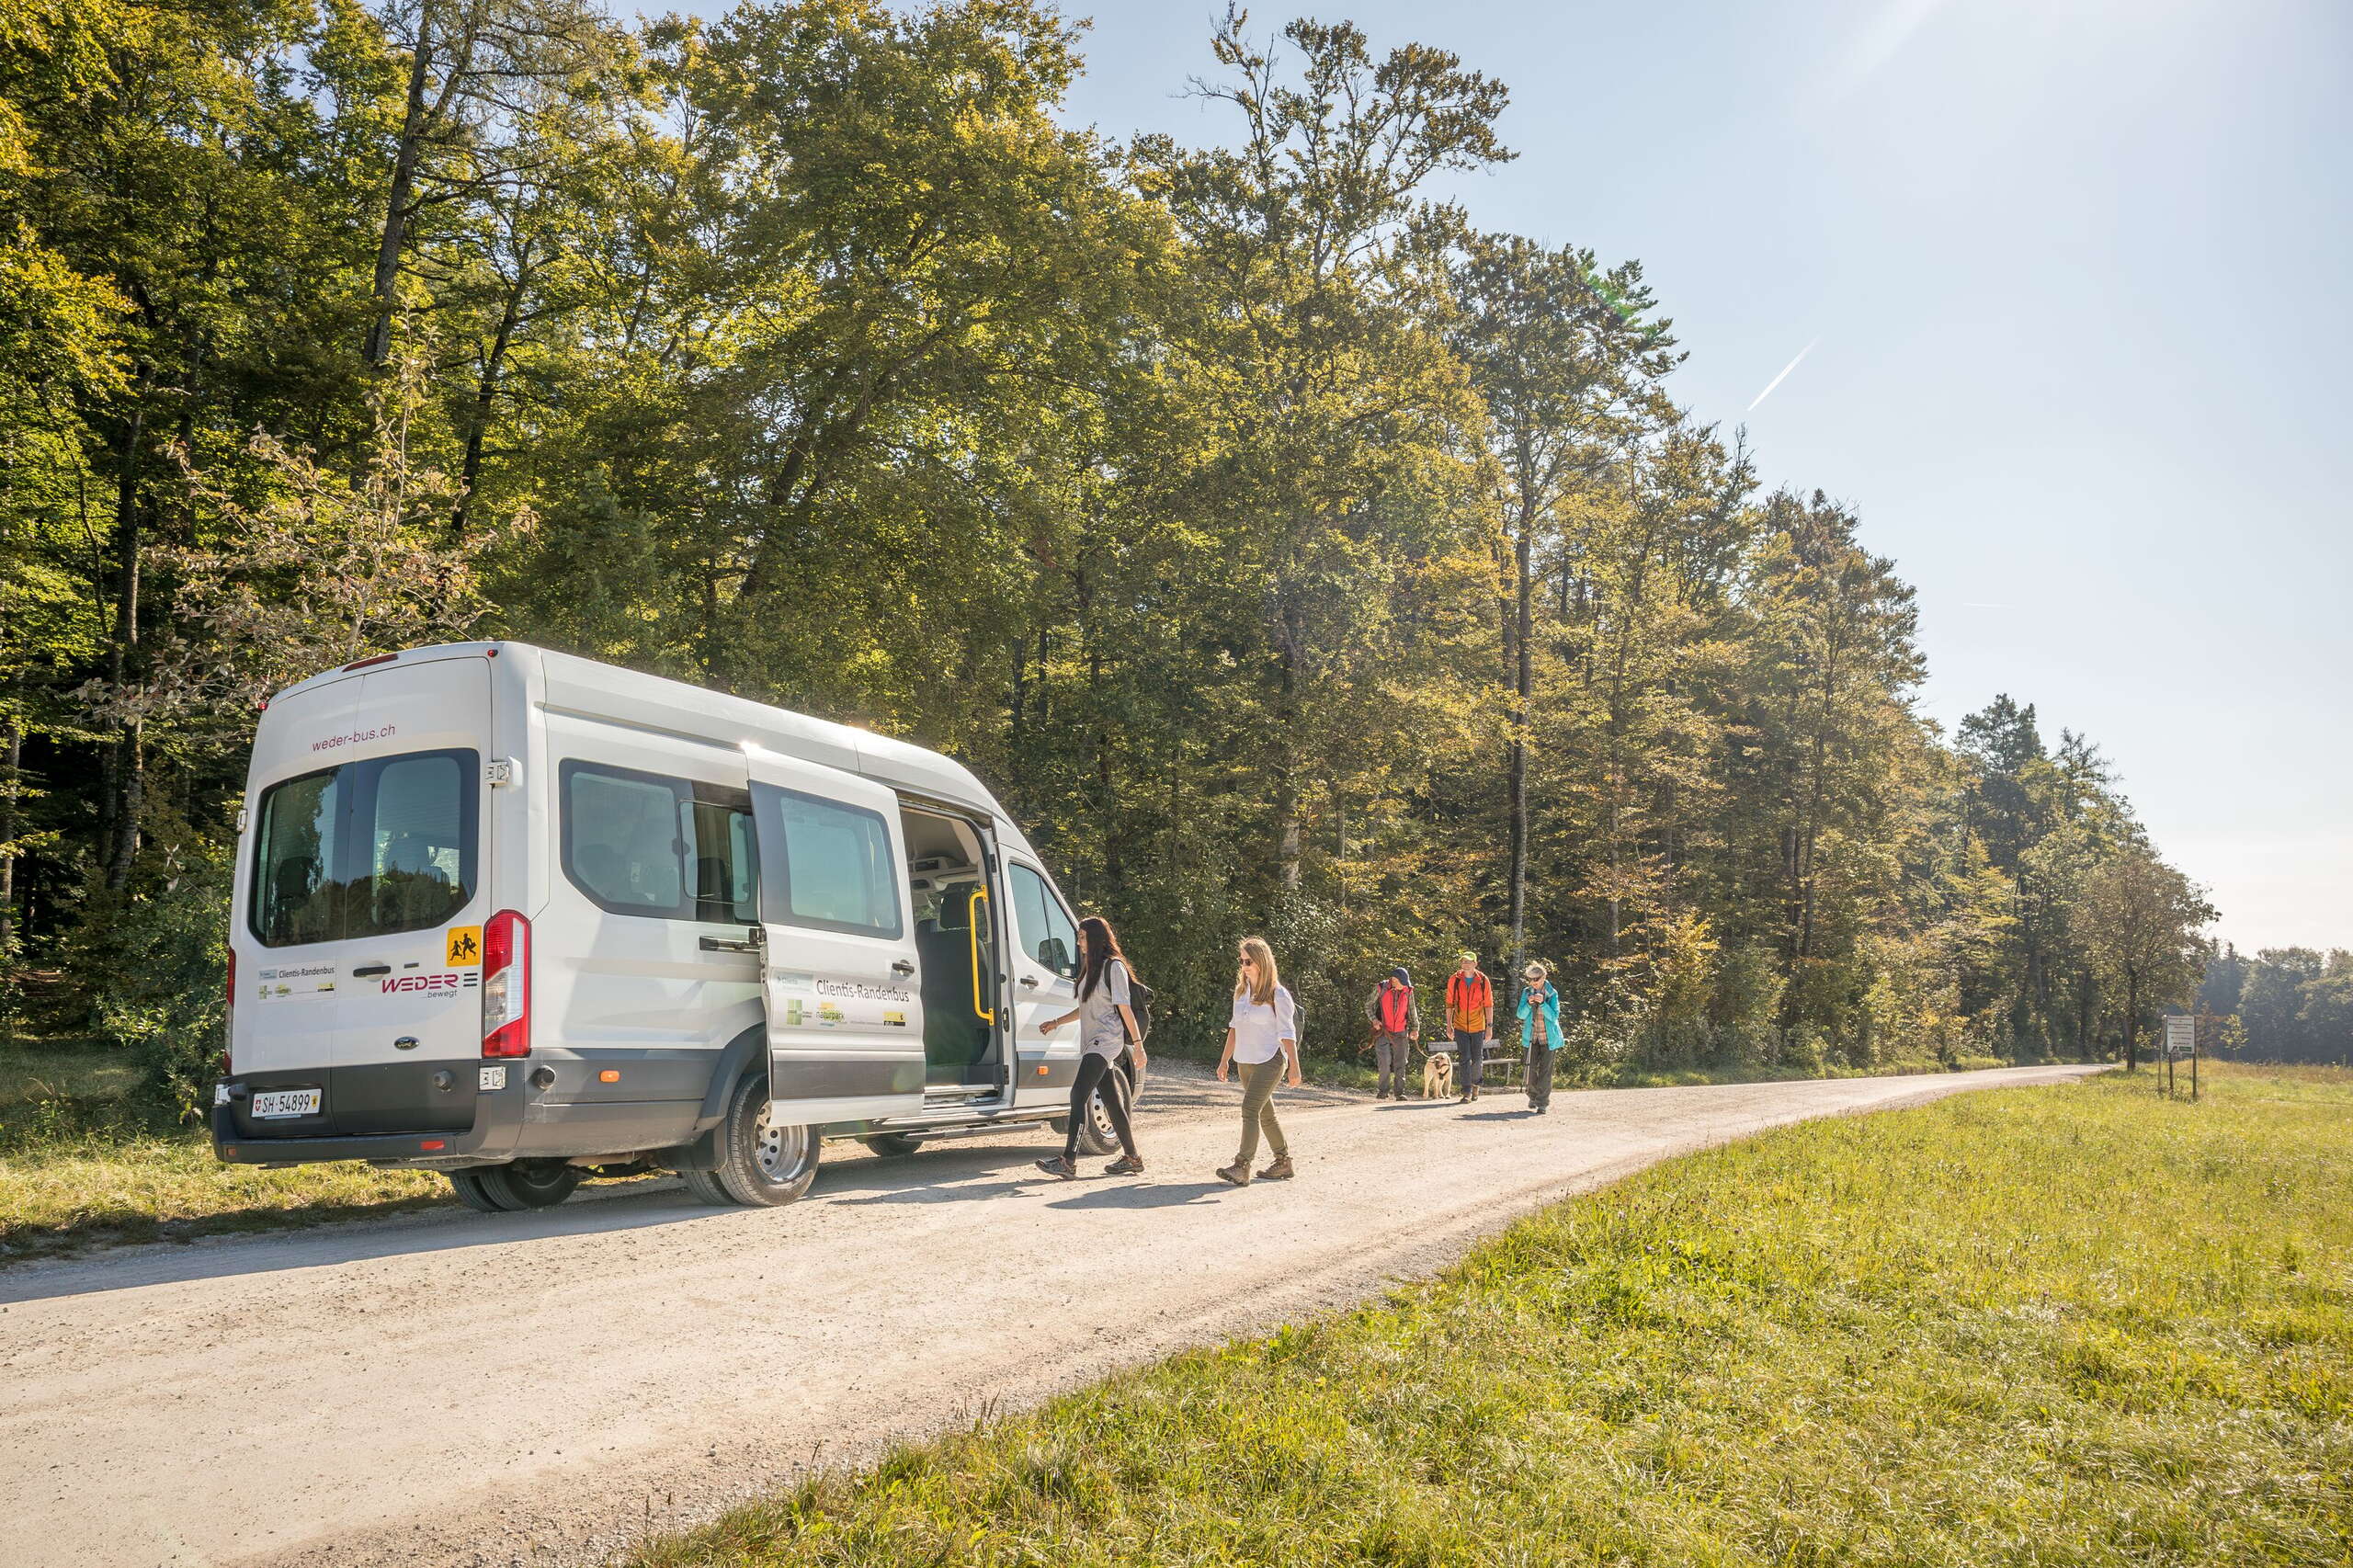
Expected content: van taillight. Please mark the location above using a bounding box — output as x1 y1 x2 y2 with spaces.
481 910 531 1059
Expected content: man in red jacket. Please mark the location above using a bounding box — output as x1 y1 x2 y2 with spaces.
1445 952 1494 1103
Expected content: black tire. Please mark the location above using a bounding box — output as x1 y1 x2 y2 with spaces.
479 1159 582 1210
704 1074 821 1207
447 1167 516 1212
679 1167 733 1206
862 1132 921 1158
1073 1067 1130 1157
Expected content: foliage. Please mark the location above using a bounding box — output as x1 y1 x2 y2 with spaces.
0 1 2216 1103
86 846 233 1119
629 1064 2353 1567
2202 944 2353 1063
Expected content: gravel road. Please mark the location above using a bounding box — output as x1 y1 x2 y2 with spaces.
0 1062 2102 1568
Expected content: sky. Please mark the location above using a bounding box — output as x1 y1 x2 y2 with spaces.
670 0 2353 953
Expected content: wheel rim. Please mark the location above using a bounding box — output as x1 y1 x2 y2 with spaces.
752 1100 811 1183
507 1162 573 1198
1089 1081 1120 1143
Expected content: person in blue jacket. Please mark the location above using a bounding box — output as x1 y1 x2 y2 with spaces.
1518 960 1563 1114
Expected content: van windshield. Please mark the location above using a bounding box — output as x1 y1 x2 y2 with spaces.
250 748 479 947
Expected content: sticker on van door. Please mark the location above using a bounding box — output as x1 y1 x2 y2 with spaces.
445 926 483 967
256 964 337 1002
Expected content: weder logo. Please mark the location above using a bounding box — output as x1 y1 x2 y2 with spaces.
381 972 478 994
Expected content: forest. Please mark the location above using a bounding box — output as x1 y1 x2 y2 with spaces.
2201 947 2353 1064
0 0 2219 1109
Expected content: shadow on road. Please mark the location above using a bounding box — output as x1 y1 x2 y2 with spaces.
1048 1179 1231 1210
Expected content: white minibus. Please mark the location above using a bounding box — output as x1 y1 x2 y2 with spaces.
213 642 1135 1210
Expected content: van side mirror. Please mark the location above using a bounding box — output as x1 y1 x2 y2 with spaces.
1040 937 1070 974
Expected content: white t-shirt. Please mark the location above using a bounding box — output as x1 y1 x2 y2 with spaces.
1229 985 1298 1065
1077 958 1133 1059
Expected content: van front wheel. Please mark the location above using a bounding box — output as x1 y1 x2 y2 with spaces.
689 1075 820 1207
1074 1069 1131 1157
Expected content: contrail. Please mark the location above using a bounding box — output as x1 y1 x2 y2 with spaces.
1747 338 1819 412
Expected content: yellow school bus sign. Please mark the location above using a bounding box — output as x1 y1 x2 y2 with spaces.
446 926 483 967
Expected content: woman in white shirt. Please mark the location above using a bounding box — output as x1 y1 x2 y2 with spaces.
1034 915 1147 1179
1214 935 1302 1186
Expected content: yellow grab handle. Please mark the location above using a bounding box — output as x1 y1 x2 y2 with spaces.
968 887 995 1023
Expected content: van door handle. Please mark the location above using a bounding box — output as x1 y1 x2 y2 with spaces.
892 960 915 976
1019 974 1039 988
353 963 391 978
699 937 761 954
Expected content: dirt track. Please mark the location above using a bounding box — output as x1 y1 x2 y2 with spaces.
0 1062 2102 1568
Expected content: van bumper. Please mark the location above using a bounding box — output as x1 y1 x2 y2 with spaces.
210 1078 527 1166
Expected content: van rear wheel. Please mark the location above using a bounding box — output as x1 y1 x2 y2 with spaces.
692 1074 820 1207
862 1132 921 1158
447 1168 514 1212
482 1160 581 1210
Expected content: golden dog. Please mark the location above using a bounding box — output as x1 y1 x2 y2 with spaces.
1420 1048 1454 1101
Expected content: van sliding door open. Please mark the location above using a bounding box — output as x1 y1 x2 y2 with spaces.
745 744 927 1126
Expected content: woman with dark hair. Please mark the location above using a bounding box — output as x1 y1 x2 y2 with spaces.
1034 915 1147 1178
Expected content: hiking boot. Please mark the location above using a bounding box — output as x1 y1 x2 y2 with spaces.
1035 1154 1078 1180
1215 1161 1251 1187
1257 1153 1295 1182
1105 1153 1145 1176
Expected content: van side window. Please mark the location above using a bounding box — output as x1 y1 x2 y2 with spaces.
754 787 903 939
561 760 756 924
1008 863 1078 979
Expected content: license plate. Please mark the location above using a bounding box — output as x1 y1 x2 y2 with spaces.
251 1088 322 1119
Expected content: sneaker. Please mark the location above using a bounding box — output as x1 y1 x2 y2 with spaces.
1215 1161 1251 1187
1105 1153 1145 1176
1257 1154 1295 1181
1035 1155 1077 1180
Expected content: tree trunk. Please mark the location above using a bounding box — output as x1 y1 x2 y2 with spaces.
1506 506 1533 974
2124 970 2141 1071
453 240 531 531
0 715 18 957
104 401 147 891
1274 597 1304 892
366 6 439 366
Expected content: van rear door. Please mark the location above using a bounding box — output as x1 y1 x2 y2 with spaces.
238 655 491 1137
745 745 926 1125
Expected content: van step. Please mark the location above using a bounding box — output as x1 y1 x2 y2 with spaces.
870 1113 1057 1141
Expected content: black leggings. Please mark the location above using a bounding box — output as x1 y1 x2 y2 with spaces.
1065 1052 1138 1160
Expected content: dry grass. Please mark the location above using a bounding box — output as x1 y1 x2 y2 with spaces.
0 1043 444 1260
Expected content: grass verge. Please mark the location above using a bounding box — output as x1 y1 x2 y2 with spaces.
0 1043 443 1261
636 1062 2353 1567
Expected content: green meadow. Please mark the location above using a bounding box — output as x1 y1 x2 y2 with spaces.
638 1063 2353 1567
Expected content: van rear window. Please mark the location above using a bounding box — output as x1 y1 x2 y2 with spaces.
249 749 479 947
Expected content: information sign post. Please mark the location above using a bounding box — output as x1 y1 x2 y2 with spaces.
2163 1014 2197 1102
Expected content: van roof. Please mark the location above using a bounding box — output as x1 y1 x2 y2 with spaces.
270 642 1015 827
